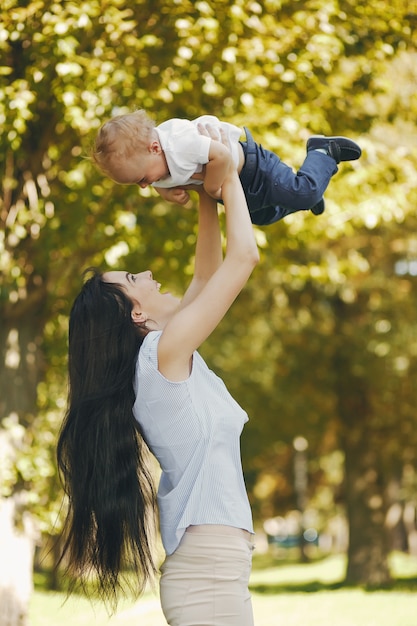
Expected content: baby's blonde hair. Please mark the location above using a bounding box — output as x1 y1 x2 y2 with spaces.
91 110 155 177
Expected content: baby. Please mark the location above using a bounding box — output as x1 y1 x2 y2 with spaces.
92 110 361 225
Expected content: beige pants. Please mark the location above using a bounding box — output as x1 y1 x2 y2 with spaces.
160 526 255 626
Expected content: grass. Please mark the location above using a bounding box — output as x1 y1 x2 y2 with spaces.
248 551 417 626
30 552 417 626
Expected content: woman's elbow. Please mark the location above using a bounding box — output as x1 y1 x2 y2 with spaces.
251 248 261 268
245 246 260 270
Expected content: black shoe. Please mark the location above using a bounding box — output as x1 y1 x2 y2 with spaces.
311 198 325 215
307 135 362 164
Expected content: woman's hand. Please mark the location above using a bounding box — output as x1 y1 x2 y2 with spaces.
197 123 232 154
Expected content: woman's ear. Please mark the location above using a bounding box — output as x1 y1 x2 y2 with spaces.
131 308 147 324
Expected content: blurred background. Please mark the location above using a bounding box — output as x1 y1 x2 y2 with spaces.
1 1 417 624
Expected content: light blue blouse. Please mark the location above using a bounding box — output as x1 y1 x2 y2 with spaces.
133 331 254 555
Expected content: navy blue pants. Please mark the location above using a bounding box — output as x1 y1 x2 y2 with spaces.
238 127 338 225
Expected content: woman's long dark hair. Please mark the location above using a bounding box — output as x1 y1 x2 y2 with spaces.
57 269 157 609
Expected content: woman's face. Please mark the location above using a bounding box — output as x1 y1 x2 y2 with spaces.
103 270 179 325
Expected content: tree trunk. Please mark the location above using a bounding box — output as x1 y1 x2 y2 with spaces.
1 298 46 425
0 293 47 624
342 424 391 585
333 297 392 586
0 498 36 626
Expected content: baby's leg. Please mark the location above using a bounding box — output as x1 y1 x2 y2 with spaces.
249 147 336 210
239 129 360 226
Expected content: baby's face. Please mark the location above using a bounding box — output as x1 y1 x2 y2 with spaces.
110 142 170 187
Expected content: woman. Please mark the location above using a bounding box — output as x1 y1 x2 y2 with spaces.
57 129 260 626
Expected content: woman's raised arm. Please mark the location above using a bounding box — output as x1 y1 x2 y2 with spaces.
179 186 222 309
158 155 259 381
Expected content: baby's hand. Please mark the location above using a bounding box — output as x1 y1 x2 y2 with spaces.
155 186 191 206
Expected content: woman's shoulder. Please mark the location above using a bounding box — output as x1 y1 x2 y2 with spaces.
134 331 162 392
140 329 162 357
138 330 206 384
